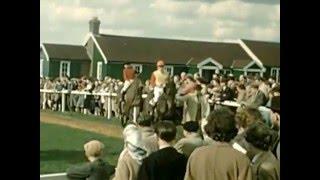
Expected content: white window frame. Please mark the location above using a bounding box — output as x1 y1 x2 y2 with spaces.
59 61 71 77
164 65 174 76
131 64 143 73
244 69 264 77
223 69 232 75
271 67 280 83
199 67 220 77
97 62 103 80
197 58 223 77
40 59 44 77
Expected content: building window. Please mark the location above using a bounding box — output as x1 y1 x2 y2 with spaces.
60 61 70 77
97 62 103 80
271 67 280 83
223 69 232 75
40 59 44 77
271 68 277 77
131 64 143 73
164 66 174 76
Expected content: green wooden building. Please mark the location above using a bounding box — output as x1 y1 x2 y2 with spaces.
40 17 280 82
239 39 280 82
82 33 254 81
40 43 91 78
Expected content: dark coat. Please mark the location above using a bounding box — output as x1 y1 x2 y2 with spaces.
220 86 235 101
244 90 267 108
137 147 187 180
251 151 280 180
66 158 115 180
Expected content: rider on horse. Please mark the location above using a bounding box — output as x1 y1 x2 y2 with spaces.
149 59 169 106
120 62 135 100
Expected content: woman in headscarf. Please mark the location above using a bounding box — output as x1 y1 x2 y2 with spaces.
113 124 148 180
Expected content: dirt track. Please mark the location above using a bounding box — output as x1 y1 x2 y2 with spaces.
40 112 123 139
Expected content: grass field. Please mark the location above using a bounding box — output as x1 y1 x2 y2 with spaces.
40 122 123 174
40 110 184 174
40 109 121 126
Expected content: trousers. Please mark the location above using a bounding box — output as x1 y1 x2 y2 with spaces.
152 86 164 103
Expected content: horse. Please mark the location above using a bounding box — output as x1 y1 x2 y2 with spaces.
142 78 179 124
118 77 144 127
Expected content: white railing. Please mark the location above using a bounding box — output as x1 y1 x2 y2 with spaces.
40 89 271 122
40 89 117 119
40 173 67 180
40 89 145 122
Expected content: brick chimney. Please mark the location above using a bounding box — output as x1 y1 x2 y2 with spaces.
89 17 100 35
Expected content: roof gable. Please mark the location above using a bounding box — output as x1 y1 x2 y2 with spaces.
41 43 91 61
231 59 252 69
93 34 252 66
241 39 280 67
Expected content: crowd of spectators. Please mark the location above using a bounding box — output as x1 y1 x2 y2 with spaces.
40 72 280 121
46 71 281 180
40 76 124 116
66 105 280 180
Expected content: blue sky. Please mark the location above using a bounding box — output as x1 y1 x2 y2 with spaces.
40 0 280 45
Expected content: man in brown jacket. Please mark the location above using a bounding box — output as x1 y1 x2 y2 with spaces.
184 108 253 180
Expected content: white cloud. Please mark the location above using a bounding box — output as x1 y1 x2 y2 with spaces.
252 26 279 41
100 28 145 37
41 0 280 44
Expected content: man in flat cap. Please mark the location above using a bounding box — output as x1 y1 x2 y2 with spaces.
66 140 115 180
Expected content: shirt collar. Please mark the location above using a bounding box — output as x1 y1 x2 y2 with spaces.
252 151 264 164
159 144 171 150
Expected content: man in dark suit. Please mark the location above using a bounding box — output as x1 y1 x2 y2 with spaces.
245 122 280 180
137 121 188 180
219 77 235 101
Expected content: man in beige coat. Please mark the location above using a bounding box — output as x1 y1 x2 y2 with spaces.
176 76 204 123
184 108 252 180
174 121 204 157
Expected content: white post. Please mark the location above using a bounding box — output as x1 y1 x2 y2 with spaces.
42 92 47 109
107 93 112 119
61 92 65 112
133 106 137 123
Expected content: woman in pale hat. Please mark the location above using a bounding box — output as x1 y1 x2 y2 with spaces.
113 124 148 180
66 140 115 180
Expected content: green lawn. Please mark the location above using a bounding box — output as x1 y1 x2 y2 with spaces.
40 122 123 174
40 109 121 126
40 110 185 174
